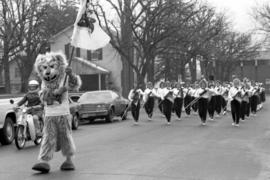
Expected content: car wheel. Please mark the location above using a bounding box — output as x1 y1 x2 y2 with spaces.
0 117 15 145
72 114 79 130
105 108 114 123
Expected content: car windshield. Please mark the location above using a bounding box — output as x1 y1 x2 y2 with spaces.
79 91 112 103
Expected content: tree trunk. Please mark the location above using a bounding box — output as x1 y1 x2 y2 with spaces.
136 73 145 88
3 53 11 93
180 62 186 82
164 58 170 81
147 57 155 83
120 0 134 97
189 57 197 82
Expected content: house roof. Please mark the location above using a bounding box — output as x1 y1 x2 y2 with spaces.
73 57 110 74
49 25 74 42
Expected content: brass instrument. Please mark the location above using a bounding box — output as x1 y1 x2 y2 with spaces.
233 90 242 103
165 91 174 103
242 90 249 102
253 87 260 96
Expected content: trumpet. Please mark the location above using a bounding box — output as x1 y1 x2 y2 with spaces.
233 90 242 103
164 91 174 103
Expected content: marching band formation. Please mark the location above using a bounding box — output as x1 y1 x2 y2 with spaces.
127 77 266 127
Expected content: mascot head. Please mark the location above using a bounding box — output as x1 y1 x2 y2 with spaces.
34 52 67 84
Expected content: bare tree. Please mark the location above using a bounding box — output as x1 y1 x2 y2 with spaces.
15 0 77 92
253 2 270 33
0 0 43 93
94 0 198 87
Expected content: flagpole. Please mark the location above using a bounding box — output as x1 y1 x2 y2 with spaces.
64 46 75 85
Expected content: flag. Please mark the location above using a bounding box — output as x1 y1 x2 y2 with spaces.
71 0 111 50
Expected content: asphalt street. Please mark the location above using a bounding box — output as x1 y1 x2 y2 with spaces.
0 99 270 180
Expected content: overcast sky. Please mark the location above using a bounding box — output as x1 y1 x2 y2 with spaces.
206 0 269 33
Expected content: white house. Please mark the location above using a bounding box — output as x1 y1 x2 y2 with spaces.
49 25 124 93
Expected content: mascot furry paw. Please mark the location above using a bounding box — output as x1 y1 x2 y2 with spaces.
32 52 81 173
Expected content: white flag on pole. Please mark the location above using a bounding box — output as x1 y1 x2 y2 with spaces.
71 0 111 50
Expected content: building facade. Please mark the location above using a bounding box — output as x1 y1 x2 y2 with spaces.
49 26 133 96
234 50 270 93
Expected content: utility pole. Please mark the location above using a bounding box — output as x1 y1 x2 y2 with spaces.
121 0 134 97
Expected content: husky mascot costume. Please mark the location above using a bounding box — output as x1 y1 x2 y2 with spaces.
32 52 81 173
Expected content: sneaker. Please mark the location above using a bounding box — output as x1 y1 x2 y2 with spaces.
216 114 220 118
134 122 139 125
167 122 171 125
232 122 235 126
223 111 227 115
147 116 152 121
209 118 214 121
235 124 240 127
202 122 206 126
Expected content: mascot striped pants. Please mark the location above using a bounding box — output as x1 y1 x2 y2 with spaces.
38 115 76 161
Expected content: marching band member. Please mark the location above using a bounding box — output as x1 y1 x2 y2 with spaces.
250 81 259 116
128 86 143 125
215 81 223 117
243 80 252 119
143 82 157 120
184 82 192 116
157 82 165 114
258 83 265 109
260 83 266 104
173 82 184 120
160 85 174 125
228 78 242 127
239 83 247 121
195 79 213 125
207 81 216 121
191 83 198 113
221 82 229 115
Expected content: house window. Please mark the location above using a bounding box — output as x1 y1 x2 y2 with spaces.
65 43 71 58
76 47 80 57
87 50 92 61
92 48 103 61
15 67 20 78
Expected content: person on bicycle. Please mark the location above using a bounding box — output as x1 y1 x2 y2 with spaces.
15 80 43 136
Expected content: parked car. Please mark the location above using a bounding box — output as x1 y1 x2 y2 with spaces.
69 97 81 130
78 90 129 122
0 98 21 145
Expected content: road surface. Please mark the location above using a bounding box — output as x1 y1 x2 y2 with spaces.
0 99 270 180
